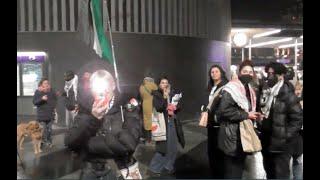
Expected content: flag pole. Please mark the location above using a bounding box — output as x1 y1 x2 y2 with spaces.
104 0 121 92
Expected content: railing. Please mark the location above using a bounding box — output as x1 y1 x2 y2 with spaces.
17 0 209 38
104 0 208 38
17 0 78 32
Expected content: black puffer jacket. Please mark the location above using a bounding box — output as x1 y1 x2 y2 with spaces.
64 94 142 168
152 89 185 154
33 89 57 122
259 81 303 153
216 90 249 157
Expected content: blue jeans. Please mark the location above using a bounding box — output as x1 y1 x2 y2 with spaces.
40 121 53 144
293 154 303 179
149 119 178 173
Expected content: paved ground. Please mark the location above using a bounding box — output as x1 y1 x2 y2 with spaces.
17 120 298 179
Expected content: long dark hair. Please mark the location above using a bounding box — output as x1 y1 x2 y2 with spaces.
157 75 169 85
207 65 228 91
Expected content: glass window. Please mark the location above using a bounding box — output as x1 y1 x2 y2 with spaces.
17 65 20 96
22 63 43 96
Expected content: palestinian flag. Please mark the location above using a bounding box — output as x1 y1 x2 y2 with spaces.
90 0 113 64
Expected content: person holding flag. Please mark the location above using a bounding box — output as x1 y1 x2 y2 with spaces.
65 0 142 179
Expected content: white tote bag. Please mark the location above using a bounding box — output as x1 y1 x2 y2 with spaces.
120 161 142 179
151 108 166 141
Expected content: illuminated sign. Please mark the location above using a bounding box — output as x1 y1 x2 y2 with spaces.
17 51 46 63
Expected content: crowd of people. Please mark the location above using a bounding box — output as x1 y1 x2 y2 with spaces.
32 59 303 179
202 60 303 179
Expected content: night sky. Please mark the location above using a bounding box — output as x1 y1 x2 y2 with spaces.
231 0 301 22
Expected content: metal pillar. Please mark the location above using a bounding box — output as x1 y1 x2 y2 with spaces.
249 39 252 60
242 48 244 61
294 38 298 79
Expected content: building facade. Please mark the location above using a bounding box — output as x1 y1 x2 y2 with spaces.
17 0 231 124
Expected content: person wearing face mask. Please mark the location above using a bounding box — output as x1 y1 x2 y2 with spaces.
259 62 303 179
33 78 58 149
216 60 262 179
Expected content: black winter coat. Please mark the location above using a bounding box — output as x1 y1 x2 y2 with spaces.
33 89 57 122
216 90 249 157
152 89 185 154
64 94 142 168
259 81 303 153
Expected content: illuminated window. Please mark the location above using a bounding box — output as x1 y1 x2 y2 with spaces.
17 51 46 96
22 63 43 96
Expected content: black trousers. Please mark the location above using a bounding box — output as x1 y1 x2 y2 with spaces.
223 153 247 179
207 126 224 178
262 151 291 179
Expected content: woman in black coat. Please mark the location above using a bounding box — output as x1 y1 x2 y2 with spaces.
216 60 261 179
148 76 185 176
203 65 228 178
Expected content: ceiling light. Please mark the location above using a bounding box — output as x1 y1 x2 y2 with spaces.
232 33 248 47
245 38 293 48
279 43 303 48
252 29 281 38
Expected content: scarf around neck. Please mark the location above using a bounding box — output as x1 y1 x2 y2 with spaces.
64 75 78 100
261 79 284 119
223 79 256 112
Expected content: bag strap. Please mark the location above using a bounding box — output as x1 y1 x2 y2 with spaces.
207 86 224 110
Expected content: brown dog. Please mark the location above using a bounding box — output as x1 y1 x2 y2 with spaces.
17 121 43 154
